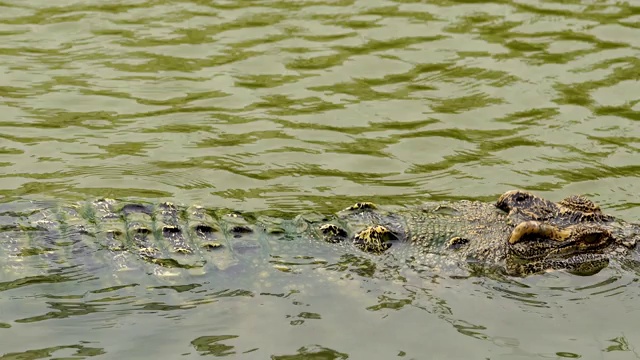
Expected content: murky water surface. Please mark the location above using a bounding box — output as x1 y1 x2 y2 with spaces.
0 0 639 358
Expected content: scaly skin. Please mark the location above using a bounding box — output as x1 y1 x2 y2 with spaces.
1 192 639 279
329 200 619 276
0 200 257 279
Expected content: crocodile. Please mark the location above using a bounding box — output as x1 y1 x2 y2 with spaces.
0 191 638 279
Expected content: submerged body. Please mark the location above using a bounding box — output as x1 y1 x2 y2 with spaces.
0 191 639 279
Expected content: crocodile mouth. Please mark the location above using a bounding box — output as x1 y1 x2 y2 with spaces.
508 221 614 261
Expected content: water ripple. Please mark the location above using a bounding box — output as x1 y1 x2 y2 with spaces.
0 0 639 358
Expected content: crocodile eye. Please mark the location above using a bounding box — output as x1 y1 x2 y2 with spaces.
515 194 527 202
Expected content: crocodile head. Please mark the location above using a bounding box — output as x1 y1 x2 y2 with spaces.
497 190 640 275
505 221 617 275
508 221 613 256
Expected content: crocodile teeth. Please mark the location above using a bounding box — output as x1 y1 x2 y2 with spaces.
508 221 571 244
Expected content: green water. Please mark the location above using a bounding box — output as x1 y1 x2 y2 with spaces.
1 0 639 358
